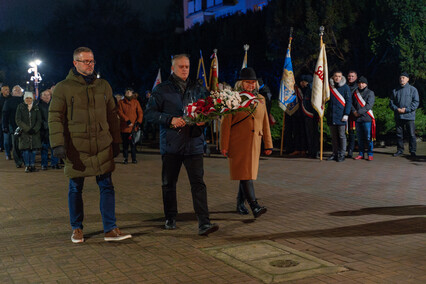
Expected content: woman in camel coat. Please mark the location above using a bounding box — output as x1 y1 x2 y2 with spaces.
220 67 273 218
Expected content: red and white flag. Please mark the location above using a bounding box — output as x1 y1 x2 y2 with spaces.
152 68 162 90
311 43 329 117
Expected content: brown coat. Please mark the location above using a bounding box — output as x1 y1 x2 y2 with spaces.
220 94 273 180
117 98 143 133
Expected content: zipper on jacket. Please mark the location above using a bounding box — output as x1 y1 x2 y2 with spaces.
71 97 74 120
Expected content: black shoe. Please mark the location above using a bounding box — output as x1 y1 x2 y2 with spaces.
393 151 403 157
25 166 30 173
123 159 128 164
132 160 137 164
52 164 62 169
16 164 22 168
327 154 337 161
347 151 353 158
410 152 416 157
236 201 249 215
164 219 176 230
249 200 267 218
337 156 345 162
198 223 219 236
41 166 48 171
30 166 37 172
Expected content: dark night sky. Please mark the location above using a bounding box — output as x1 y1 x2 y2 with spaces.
0 0 172 31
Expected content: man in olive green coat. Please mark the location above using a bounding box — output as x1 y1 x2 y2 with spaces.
49 47 131 243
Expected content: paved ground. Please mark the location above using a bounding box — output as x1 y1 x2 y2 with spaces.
0 142 425 283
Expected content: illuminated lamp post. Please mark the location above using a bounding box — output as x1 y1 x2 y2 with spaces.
28 59 42 99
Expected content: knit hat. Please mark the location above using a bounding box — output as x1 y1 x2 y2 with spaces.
357 76 368 84
23 91 34 100
400 72 409 78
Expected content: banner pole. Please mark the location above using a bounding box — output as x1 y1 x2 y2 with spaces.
280 112 285 156
319 26 325 161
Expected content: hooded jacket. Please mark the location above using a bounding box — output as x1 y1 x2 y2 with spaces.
48 69 121 178
326 76 352 126
145 74 209 155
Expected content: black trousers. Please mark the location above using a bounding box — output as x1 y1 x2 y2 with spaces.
121 132 136 161
396 119 416 153
304 116 319 157
161 154 209 225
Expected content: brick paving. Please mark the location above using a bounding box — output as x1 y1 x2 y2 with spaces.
0 142 425 283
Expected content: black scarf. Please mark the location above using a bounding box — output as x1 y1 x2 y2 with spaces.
72 67 96 84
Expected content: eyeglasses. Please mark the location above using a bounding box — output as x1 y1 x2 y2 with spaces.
76 60 96 65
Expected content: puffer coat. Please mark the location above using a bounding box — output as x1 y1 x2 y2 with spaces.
15 103 42 150
49 69 121 178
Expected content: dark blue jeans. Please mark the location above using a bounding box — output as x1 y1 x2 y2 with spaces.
22 149 37 166
356 121 373 157
68 172 117 232
41 142 59 167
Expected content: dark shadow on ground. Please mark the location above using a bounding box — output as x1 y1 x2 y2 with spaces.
329 205 426 216
226 217 426 241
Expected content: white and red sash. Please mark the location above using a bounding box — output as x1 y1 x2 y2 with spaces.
354 90 376 140
295 86 313 118
330 87 346 107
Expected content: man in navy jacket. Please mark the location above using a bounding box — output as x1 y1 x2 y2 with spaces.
389 72 419 157
145 54 219 236
326 71 352 162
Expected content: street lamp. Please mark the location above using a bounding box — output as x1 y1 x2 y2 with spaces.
28 59 42 99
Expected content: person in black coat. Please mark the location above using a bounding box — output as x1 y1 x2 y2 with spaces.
2 85 24 167
0 85 11 153
38 90 60 170
145 54 219 236
351 76 375 161
326 71 352 162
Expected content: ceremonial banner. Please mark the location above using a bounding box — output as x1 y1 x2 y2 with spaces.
278 47 298 115
311 43 329 117
197 50 208 88
209 50 219 91
152 68 162 90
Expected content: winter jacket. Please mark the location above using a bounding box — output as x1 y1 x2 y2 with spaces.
0 95 8 125
145 74 209 155
351 87 375 123
49 69 121 178
15 103 42 150
302 83 315 115
117 97 143 133
326 76 352 126
38 100 50 143
389 84 419 121
2 95 23 130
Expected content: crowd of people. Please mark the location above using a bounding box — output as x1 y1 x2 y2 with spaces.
283 70 420 161
0 46 421 244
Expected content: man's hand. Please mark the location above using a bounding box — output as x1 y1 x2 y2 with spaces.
221 149 228 157
341 115 348 122
353 111 360 117
112 143 120 157
398 108 406 114
264 149 272 155
53 146 66 159
171 117 186 128
196 122 205 126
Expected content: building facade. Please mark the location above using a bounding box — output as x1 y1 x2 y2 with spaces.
183 0 269 30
